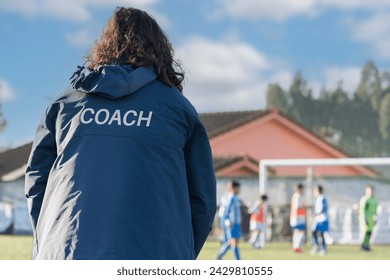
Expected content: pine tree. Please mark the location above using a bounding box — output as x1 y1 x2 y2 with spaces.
379 93 390 141
0 82 7 135
266 83 289 113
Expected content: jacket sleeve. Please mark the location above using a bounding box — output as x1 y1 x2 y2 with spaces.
25 106 57 232
184 120 216 258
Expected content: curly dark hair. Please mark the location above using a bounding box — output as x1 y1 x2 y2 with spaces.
87 7 184 92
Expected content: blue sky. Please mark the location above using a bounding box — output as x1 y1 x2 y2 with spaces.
1 0 390 148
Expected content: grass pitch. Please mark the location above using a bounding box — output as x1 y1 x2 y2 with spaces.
0 235 33 260
1 235 389 260
198 241 390 260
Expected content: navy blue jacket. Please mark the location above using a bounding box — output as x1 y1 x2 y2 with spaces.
25 64 216 260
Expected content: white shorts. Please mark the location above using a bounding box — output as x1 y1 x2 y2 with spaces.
250 221 265 231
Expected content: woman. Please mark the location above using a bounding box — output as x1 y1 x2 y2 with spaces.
25 7 216 260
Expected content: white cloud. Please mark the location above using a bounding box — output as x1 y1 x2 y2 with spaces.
176 37 291 112
268 70 294 90
148 10 171 29
178 37 269 83
215 0 390 21
216 0 318 22
0 0 159 22
175 37 362 112
176 38 363 113
65 28 95 48
317 0 390 10
0 0 169 49
175 37 364 112
214 0 390 61
260 66 361 100
0 79 17 102
346 12 390 59
323 66 361 94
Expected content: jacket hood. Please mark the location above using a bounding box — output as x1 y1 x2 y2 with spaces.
70 64 157 99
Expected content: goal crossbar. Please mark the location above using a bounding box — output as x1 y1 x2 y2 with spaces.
259 157 390 194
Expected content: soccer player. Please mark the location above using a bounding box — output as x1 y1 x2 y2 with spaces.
310 185 329 255
290 183 306 253
359 185 378 251
217 180 242 260
248 194 268 249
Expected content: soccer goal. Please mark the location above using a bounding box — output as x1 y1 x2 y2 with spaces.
258 157 390 247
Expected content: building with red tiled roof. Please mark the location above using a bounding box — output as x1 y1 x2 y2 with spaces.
200 109 376 177
0 143 32 182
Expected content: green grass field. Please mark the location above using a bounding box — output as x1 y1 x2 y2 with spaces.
0 235 33 260
198 241 390 260
1 235 389 260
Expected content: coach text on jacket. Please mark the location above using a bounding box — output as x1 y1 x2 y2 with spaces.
80 108 153 127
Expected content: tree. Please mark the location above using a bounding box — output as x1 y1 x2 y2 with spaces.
379 93 390 140
263 61 390 157
381 71 390 92
355 60 382 112
266 83 289 113
0 82 7 135
288 71 314 124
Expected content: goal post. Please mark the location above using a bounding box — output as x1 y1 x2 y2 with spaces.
258 157 390 247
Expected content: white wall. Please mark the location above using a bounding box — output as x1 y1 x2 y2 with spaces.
0 178 32 234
